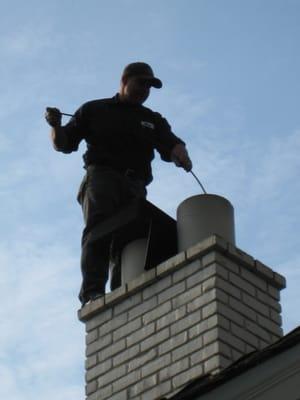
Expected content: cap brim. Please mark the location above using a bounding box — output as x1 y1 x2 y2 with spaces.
140 76 163 89
150 77 163 89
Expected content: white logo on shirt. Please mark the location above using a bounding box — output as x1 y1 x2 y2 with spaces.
141 121 155 129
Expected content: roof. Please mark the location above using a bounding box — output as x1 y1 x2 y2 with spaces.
161 326 300 400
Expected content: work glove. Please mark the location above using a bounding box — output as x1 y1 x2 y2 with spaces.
45 107 62 127
171 143 193 172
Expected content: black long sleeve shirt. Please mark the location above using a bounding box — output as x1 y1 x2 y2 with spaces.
60 94 184 184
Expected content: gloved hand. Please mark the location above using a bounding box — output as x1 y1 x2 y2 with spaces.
171 143 193 172
45 107 62 127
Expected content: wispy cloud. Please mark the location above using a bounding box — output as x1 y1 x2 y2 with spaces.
0 231 85 399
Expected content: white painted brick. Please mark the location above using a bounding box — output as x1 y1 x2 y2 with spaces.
112 344 140 367
173 259 201 283
204 354 231 374
140 327 170 352
173 284 203 309
218 327 246 353
185 289 215 312
217 314 231 330
86 380 97 396
86 359 112 382
158 331 188 355
156 305 186 331
86 333 112 356
186 235 227 260
141 353 171 377
190 342 219 365
129 374 157 397
255 260 274 280
113 318 142 341
213 277 242 299
231 323 259 348
86 329 98 345
232 349 244 362
241 268 267 291
227 244 255 267
229 272 256 296
139 381 171 400
229 296 257 322
109 390 128 400
127 322 155 347
100 313 127 336
142 274 172 300
105 285 127 306
202 252 239 274
171 310 202 336
156 251 186 276
158 281 186 303
98 339 126 362
270 310 282 325
86 308 113 332
202 301 217 319
267 284 281 300
257 315 283 336
88 384 112 400
273 272 286 289
142 300 172 325
80 296 105 321
188 315 218 339
114 292 142 315
112 370 141 393
215 264 229 280
128 296 158 321
201 277 217 293
97 364 126 387
186 263 217 288
257 289 281 312
203 328 219 346
128 349 157 372
244 320 271 342
216 277 242 299
127 268 156 293
172 364 203 389
85 354 97 370
172 335 203 361
159 357 189 382
216 302 244 327
242 292 270 317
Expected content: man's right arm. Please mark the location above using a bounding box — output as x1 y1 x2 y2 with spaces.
45 107 71 152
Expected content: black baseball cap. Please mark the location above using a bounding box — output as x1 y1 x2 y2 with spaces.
122 62 162 88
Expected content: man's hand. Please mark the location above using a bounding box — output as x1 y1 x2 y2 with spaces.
171 143 193 172
45 107 62 127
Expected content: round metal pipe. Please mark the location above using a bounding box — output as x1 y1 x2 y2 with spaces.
121 238 148 284
177 194 235 252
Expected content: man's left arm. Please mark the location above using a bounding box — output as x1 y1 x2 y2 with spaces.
153 113 193 172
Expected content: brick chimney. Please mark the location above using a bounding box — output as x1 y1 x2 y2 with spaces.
78 235 285 400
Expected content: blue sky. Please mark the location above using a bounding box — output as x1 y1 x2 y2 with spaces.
1 0 300 398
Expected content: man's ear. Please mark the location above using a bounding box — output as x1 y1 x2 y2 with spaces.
121 76 128 86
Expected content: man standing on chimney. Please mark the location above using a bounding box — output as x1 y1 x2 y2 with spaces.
45 62 192 306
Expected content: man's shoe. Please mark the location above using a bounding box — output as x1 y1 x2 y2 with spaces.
82 292 105 307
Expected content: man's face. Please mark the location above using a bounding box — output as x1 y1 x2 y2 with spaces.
122 76 151 105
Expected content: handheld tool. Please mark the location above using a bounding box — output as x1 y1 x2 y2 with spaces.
60 112 74 117
190 170 207 194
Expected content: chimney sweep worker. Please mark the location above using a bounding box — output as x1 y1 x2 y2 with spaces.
45 62 192 306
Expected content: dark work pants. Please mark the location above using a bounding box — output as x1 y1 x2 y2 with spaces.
77 165 147 304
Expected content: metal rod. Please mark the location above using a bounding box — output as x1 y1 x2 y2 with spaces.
60 112 74 117
190 170 207 194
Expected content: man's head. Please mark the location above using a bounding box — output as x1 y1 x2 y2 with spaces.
119 62 162 105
